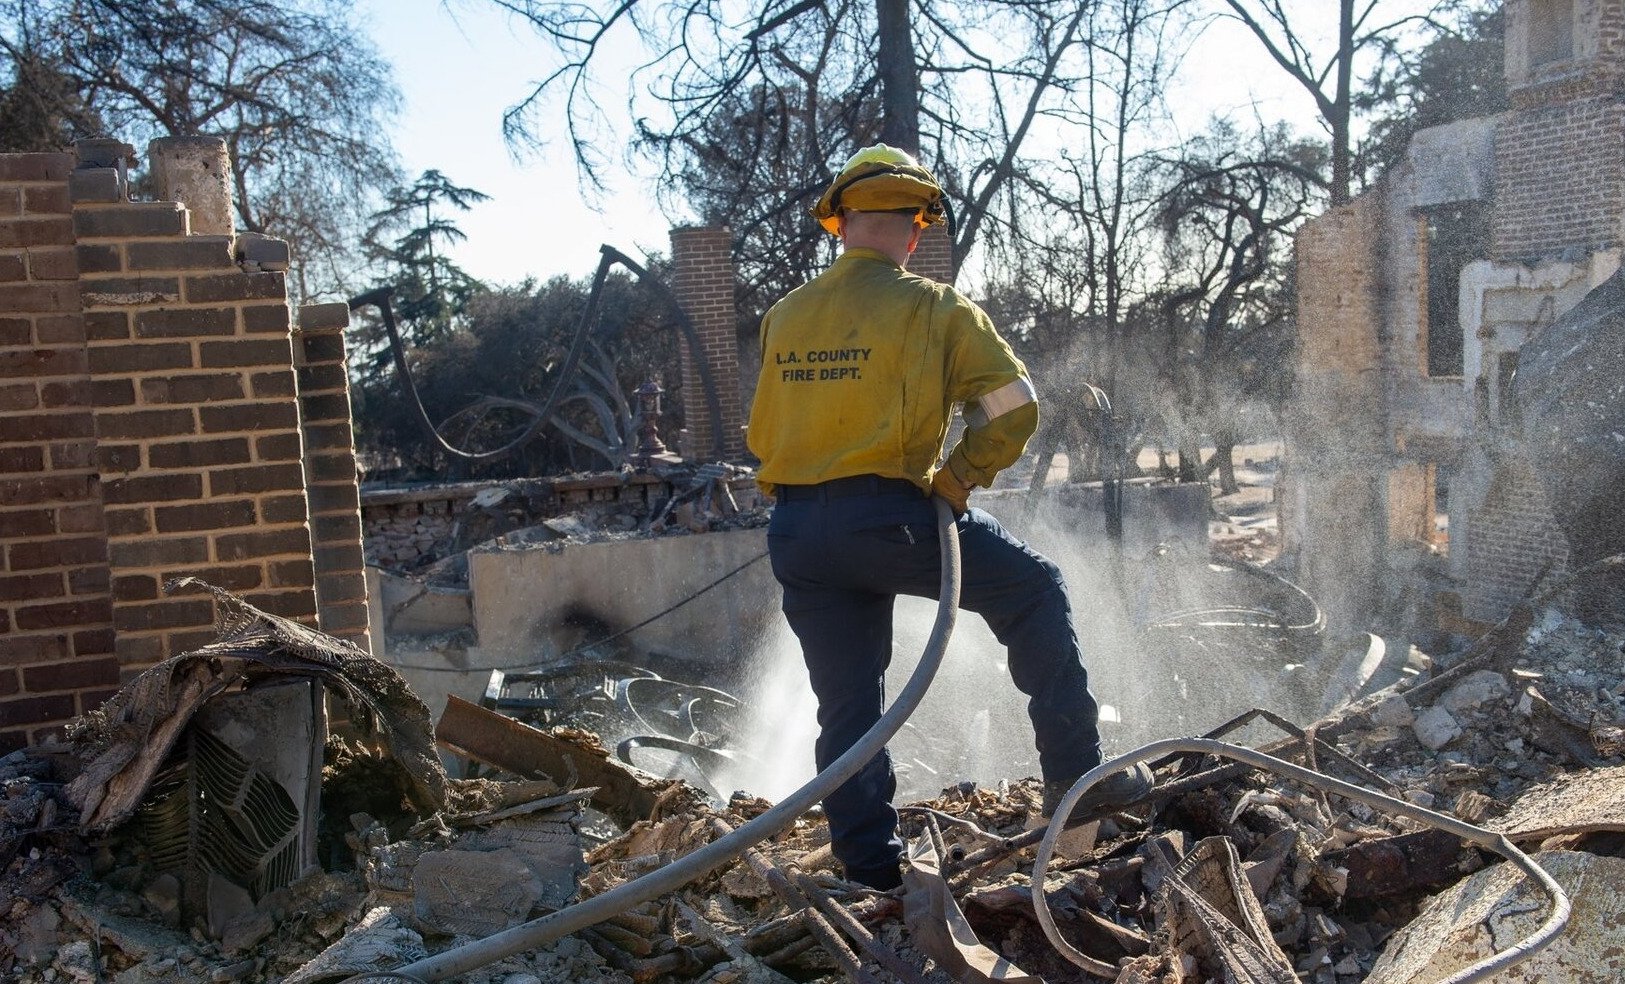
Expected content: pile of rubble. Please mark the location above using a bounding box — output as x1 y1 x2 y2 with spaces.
4 587 1623 983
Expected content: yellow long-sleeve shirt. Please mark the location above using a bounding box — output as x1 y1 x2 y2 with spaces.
747 247 1037 497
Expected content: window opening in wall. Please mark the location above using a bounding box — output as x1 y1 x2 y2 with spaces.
1497 351 1521 426
1529 0 1574 69
1420 203 1489 378
1428 462 1450 556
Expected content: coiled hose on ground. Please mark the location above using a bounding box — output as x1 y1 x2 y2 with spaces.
350 496 962 983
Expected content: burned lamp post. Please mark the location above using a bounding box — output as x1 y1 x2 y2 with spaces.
632 379 678 466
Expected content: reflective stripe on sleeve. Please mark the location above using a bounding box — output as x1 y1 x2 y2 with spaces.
963 377 1037 429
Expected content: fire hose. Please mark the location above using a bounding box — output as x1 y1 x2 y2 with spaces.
344 495 962 983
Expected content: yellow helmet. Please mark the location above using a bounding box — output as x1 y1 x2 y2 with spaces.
812 143 946 235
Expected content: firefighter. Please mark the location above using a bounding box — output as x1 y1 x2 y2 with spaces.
746 144 1150 890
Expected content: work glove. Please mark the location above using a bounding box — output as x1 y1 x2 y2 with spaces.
930 464 975 516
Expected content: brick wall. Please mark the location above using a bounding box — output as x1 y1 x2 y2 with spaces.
1462 454 1570 620
669 226 745 460
0 140 373 752
909 222 954 284
1494 2 1625 260
0 153 118 751
295 302 370 650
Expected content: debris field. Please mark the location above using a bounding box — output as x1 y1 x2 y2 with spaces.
3 582 1624 984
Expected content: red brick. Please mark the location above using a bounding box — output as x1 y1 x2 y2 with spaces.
317 571 365 603
0 446 44 472
115 634 164 665
83 311 129 340
0 383 38 412
0 573 64 601
241 590 313 618
28 247 78 281
0 669 17 698
114 599 215 631
39 379 88 407
3 411 94 444
208 463 305 496
56 503 104 533
104 509 150 539
263 557 312 587
75 244 122 274
307 483 359 513
68 566 108 595
0 509 55 537
303 422 353 451
0 347 86 377
0 473 95 504
35 314 84 343
199 339 293 368
101 472 202 505
15 598 112 630
255 432 303 462
138 373 244 404
0 186 17 216
184 272 286 304
295 363 347 393
48 440 93 470
135 307 235 339
300 392 351 421
0 254 24 281
22 185 70 215
113 574 160 600
95 408 196 440
261 493 309 524
162 564 261 592
94 444 141 473
73 204 186 239
199 401 299 433
0 633 69 665
311 512 361 542
22 657 118 692
0 317 29 344
215 527 311 561
0 217 74 249
87 342 192 374
300 333 347 363
0 155 71 181
91 378 135 407
126 238 234 271
0 693 76 727
315 543 364 572
242 305 291 333
154 499 257 533
72 627 115 655
251 370 298 398
147 437 250 470
163 629 219 655
7 535 107 571
107 536 209 568
306 454 358 483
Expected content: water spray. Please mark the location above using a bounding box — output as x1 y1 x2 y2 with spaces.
346 497 962 983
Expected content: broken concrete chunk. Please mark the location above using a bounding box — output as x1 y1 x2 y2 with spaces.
1438 670 1511 715
1366 851 1625 983
1412 705 1462 750
1367 692 1415 728
413 848 546 936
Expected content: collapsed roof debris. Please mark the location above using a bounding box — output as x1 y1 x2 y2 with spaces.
3 577 1625 984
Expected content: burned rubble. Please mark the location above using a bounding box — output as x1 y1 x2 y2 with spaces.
4 571 1625 983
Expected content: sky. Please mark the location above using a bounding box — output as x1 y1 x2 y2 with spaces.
358 0 1421 287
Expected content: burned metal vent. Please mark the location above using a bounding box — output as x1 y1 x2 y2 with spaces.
134 726 303 900
122 677 323 924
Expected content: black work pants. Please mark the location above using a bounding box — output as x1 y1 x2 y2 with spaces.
767 476 1103 877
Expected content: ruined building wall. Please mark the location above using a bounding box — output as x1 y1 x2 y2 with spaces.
1496 0 1625 260
1285 195 1391 634
0 142 370 753
0 153 119 746
670 226 746 460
